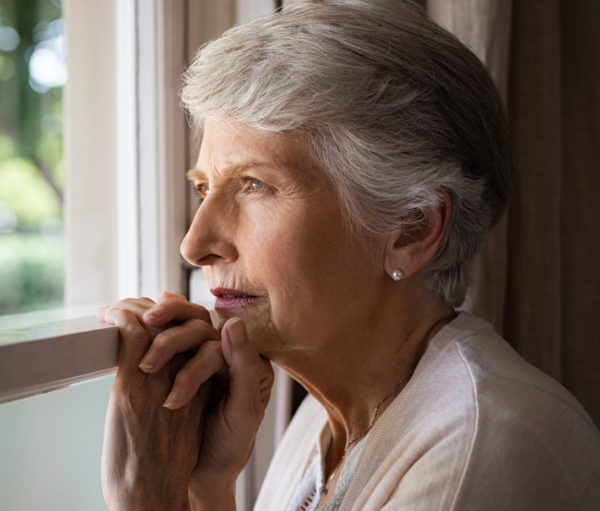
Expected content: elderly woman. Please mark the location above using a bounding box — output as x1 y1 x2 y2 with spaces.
99 1 600 510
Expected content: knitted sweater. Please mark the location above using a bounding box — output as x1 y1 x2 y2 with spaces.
254 313 600 510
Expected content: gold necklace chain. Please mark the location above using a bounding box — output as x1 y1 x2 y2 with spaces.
319 314 455 499
321 374 412 496
344 376 409 450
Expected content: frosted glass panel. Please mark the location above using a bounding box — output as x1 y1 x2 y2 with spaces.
0 375 113 510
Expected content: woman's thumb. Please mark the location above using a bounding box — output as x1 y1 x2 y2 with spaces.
221 317 274 416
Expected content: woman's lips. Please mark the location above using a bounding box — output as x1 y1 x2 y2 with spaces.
211 287 262 310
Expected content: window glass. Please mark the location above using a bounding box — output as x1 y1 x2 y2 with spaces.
0 0 65 316
0 375 112 510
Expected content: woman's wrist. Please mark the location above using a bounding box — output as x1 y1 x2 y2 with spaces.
108 493 191 511
105 474 193 511
189 479 236 511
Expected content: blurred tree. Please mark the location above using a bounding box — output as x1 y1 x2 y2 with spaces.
0 0 64 314
1 0 63 205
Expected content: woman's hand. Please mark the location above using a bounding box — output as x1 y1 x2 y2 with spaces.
99 297 216 511
139 294 275 509
100 293 275 511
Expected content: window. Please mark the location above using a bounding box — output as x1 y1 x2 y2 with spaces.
1 2 287 510
0 318 116 509
0 0 65 317
1 0 117 506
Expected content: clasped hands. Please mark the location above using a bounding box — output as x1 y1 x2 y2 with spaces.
99 292 274 511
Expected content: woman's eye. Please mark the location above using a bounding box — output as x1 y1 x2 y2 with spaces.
195 183 210 198
243 178 266 194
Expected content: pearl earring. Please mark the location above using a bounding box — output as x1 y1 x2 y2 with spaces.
391 269 404 281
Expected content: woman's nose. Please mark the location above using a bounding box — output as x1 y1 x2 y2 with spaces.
180 197 238 267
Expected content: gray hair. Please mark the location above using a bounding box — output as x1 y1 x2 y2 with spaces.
181 0 513 307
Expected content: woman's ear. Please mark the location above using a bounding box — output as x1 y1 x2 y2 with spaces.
384 190 452 280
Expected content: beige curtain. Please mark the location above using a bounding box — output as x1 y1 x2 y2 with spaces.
429 0 600 427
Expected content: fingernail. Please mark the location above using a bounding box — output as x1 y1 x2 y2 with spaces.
139 352 158 372
143 309 158 322
163 389 183 410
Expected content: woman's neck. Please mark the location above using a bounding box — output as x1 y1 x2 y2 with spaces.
277 291 456 474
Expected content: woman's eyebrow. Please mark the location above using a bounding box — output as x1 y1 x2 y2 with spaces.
186 161 283 181
186 168 208 181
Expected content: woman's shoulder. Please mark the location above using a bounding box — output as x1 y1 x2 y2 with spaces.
411 312 599 453
431 312 595 428
341 312 600 510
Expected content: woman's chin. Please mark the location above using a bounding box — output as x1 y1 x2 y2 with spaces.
214 302 273 339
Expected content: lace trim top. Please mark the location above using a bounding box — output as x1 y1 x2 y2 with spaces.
288 425 368 511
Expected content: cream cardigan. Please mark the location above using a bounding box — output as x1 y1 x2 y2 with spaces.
254 313 600 510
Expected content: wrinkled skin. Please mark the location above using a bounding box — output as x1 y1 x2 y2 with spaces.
100 293 274 511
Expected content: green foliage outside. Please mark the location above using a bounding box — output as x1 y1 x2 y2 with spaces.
0 232 63 313
0 153 62 225
0 0 65 316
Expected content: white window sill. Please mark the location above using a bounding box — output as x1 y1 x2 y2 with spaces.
0 314 118 404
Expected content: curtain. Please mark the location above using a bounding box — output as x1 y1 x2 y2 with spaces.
429 0 600 427
211 0 600 428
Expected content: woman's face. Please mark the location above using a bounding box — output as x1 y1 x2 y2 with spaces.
181 119 386 364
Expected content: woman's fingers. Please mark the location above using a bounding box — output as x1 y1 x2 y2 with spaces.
143 296 211 327
99 297 161 337
98 295 211 334
188 317 274 485
138 318 220 373
158 291 187 302
221 318 274 422
103 297 219 406
100 297 156 321
100 293 224 412
162 340 226 410
103 307 151 375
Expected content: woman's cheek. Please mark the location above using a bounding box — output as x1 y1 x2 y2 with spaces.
243 309 282 355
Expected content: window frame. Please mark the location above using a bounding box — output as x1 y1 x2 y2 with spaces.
1 1 289 509
1 0 188 403
65 0 190 306
0 315 117 405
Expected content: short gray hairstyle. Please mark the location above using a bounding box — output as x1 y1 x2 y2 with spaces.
181 0 513 307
